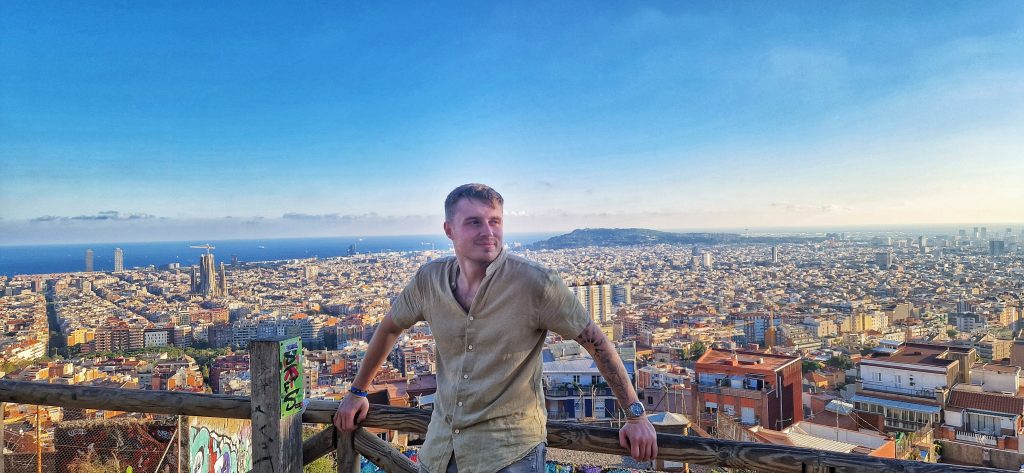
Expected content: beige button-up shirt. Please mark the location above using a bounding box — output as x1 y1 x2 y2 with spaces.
390 249 592 473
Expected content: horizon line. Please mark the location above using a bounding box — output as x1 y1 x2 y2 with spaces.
3 222 1023 247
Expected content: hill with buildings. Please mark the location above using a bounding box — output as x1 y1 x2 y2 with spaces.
527 228 821 250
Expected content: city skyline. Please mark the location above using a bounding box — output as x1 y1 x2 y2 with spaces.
2 2 1023 244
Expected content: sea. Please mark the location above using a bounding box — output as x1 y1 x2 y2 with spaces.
0 233 558 277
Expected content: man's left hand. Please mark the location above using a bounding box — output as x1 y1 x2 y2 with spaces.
619 416 658 462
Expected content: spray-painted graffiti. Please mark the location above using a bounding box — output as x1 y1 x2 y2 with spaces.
189 417 253 473
280 337 304 418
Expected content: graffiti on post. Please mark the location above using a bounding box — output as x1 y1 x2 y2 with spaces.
188 417 253 473
280 337 304 418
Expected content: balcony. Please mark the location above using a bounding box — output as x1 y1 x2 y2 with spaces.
955 430 998 446
544 386 614 398
697 383 765 399
884 418 933 432
860 381 942 400
546 411 584 420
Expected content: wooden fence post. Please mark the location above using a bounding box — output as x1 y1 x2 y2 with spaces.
336 430 360 473
1 401 5 473
250 337 305 473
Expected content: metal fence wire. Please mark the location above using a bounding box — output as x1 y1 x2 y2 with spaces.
2 403 183 473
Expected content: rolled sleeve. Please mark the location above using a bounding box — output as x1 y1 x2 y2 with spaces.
537 270 593 340
389 271 425 330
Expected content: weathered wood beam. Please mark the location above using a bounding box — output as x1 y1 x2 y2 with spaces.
301 427 336 466
352 428 417 473
304 400 431 433
0 379 250 419
546 421 982 473
0 381 1000 473
336 430 360 473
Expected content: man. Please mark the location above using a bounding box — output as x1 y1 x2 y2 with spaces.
334 184 657 473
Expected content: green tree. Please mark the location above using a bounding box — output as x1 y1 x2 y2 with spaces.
946 329 958 339
688 341 707 360
303 427 338 473
69 450 128 473
825 355 853 371
801 360 822 373
304 456 337 473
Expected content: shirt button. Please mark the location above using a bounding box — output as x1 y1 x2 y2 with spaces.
454 429 460 434
457 401 463 406
469 316 475 321
463 374 469 379
467 345 474 350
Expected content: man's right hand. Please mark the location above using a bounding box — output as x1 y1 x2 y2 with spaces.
333 394 370 432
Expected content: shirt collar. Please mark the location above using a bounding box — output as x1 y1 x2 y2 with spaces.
449 247 509 289
484 246 508 278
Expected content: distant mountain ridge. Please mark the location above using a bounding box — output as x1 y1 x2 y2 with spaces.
526 228 822 250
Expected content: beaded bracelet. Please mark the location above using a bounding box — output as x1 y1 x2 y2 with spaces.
349 386 368 397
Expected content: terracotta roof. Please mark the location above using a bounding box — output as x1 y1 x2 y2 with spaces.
809 372 829 383
947 389 1024 416
695 349 799 371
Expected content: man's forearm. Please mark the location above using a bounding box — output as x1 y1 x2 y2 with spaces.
574 322 639 408
350 315 403 390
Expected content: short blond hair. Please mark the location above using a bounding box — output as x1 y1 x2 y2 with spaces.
444 184 504 221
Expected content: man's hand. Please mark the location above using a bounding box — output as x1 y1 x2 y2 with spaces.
333 394 369 432
619 416 657 462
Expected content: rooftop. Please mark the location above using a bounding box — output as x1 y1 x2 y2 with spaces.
947 387 1024 416
748 425 878 456
695 348 799 372
863 342 961 367
974 362 1020 375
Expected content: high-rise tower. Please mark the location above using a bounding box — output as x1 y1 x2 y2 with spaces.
113 248 124 272
199 253 218 298
875 251 893 269
568 281 613 323
85 249 94 272
990 240 1006 256
218 262 227 296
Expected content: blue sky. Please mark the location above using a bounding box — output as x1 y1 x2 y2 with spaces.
2 2 1023 244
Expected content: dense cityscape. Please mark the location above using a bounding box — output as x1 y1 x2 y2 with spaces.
2 226 1023 470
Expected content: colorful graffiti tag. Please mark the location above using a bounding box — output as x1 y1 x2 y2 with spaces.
280 337 304 418
189 417 253 473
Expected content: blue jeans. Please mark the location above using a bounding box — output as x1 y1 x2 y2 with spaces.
425 443 546 473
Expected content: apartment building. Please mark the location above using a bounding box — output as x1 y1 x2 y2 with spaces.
853 342 975 432
542 356 620 420
693 349 802 431
939 386 1024 453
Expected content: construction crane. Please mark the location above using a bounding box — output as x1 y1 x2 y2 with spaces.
189 244 215 254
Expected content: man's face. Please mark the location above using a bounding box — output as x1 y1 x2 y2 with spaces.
444 198 503 265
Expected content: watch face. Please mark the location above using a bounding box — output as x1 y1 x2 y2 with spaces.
628 401 645 417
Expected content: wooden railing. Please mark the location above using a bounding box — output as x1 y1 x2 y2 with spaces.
0 377 1004 473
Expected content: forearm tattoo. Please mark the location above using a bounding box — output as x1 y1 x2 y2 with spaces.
574 322 635 405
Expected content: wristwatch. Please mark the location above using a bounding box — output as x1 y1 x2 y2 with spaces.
626 401 646 419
